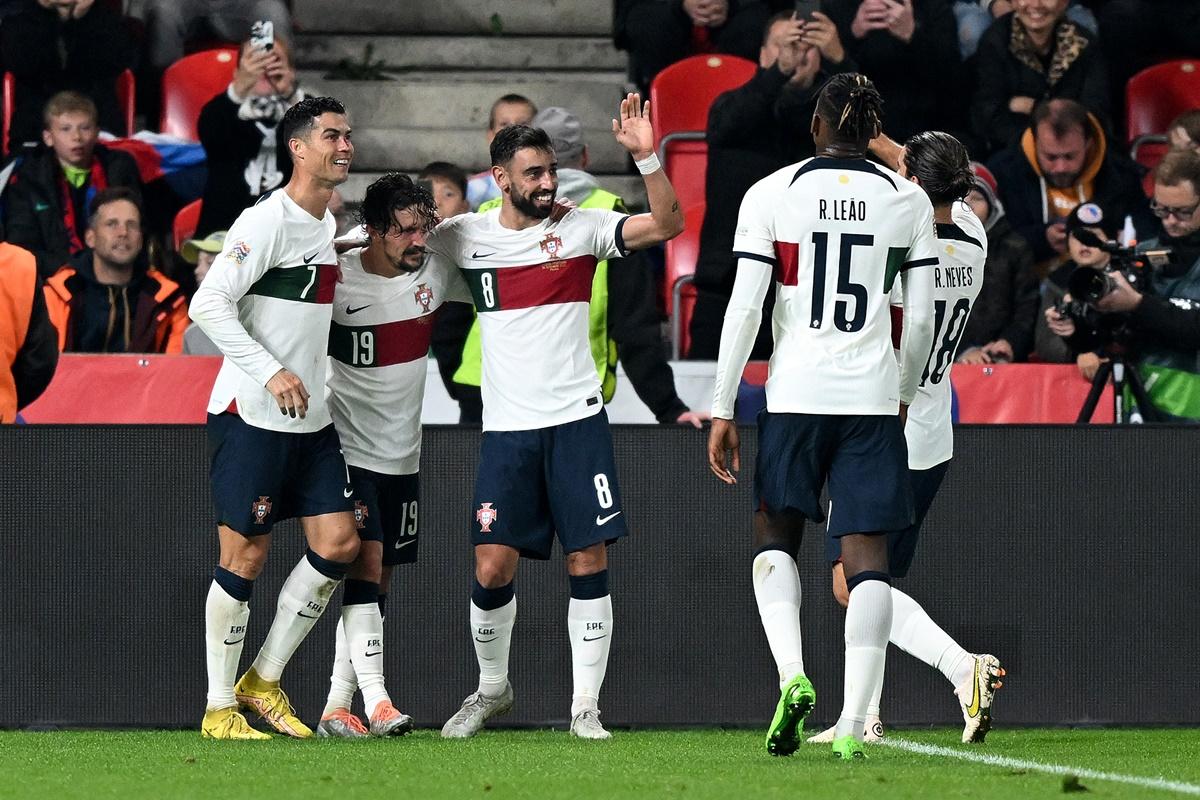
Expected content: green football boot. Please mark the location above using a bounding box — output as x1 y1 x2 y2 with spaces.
831 734 865 760
765 673 816 756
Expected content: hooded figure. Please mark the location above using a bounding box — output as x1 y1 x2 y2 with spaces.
956 163 1040 363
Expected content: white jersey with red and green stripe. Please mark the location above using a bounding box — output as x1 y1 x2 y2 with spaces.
326 247 472 474
892 201 987 470
426 207 628 432
190 189 339 433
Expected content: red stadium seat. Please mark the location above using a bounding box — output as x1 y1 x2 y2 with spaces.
173 199 202 252
650 55 756 212
160 48 239 141
666 204 706 359
1131 135 1169 198
2 69 135 157
1126 60 1200 144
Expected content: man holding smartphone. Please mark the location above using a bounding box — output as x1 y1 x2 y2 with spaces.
194 22 308 237
139 1 292 76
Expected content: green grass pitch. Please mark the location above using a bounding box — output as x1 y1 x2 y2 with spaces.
2 728 1197 799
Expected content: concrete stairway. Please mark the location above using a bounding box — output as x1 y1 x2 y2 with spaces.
290 0 648 207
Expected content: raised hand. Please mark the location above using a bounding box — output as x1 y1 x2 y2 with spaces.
612 92 654 161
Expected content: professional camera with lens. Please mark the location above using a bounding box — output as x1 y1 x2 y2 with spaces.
1054 229 1178 349
1064 228 1173 305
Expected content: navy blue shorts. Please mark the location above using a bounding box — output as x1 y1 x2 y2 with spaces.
471 409 628 560
826 460 950 578
349 467 420 567
754 411 913 538
207 412 354 536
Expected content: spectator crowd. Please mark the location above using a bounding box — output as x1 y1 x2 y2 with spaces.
2 0 1200 422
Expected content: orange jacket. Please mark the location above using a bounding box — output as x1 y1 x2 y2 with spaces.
1 243 38 421
43 255 188 354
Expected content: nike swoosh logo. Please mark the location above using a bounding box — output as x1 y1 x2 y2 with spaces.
344 488 354 498
475 636 497 643
394 539 416 550
298 611 319 619
472 250 496 259
582 635 608 642
223 637 244 645
365 651 382 657
595 511 622 526
34 202 49 212
965 660 981 718
345 304 370 315
303 251 320 263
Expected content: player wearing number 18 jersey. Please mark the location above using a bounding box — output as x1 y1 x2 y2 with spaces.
707 74 939 760
811 131 1005 747
316 174 473 738
436 96 684 741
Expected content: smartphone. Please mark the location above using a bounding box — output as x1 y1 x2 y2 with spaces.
250 20 274 52
793 0 820 20
417 179 435 196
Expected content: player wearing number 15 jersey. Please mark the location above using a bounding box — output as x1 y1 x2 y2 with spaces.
707 74 939 760
316 174 473 738
811 131 1005 747
434 96 684 741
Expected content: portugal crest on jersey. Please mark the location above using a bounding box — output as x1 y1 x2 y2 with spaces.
539 233 563 258
252 496 272 524
476 502 498 533
353 500 369 530
414 283 434 313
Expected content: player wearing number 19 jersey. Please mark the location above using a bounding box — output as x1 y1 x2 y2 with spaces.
707 74 939 760
811 131 1005 747
316 174 473 738
436 97 684 741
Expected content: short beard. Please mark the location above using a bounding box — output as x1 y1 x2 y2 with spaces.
510 186 554 219
1045 173 1078 189
394 248 425 273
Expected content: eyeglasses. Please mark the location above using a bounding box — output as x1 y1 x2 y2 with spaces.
1150 199 1200 220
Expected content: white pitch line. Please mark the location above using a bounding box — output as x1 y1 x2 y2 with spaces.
882 737 1200 796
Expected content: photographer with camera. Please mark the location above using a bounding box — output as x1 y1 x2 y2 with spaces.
1037 203 1116 378
1044 151 1200 421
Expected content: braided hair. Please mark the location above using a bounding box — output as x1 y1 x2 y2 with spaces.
902 131 975 206
358 172 439 235
816 73 884 147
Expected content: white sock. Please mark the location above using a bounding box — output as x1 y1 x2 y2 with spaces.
890 588 974 687
344 602 390 718
866 652 885 718
251 555 341 682
323 617 358 715
751 550 805 686
568 595 613 716
472 596 516 697
205 581 250 710
835 579 892 741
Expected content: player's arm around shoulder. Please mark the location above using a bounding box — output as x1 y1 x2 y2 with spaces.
610 92 685 252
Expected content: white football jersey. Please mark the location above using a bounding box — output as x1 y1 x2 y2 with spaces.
190 189 338 433
731 156 941 415
425 207 627 432
897 202 987 470
326 248 472 475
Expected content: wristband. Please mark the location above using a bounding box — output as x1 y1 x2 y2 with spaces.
634 153 662 175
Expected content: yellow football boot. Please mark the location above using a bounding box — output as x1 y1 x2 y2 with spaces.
201 706 271 740
234 667 312 738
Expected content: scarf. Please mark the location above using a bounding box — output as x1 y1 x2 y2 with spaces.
1009 16 1089 89
59 160 108 255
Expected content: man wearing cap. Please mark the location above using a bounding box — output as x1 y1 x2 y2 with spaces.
957 162 1039 364
181 231 227 355
452 106 706 428
1045 151 1200 420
